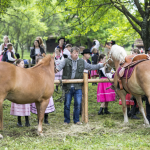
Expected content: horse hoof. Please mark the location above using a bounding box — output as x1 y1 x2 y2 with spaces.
0 134 3 139
37 131 44 136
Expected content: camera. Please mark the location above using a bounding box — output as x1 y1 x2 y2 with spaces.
4 48 8 51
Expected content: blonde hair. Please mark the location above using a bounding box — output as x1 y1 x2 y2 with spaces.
92 48 97 53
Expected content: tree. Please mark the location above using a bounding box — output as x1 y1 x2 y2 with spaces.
56 0 150 51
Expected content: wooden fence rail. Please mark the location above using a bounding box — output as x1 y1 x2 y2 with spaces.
26 59 114 123
54 73 114 123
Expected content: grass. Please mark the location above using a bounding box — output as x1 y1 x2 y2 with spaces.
1 84 150 150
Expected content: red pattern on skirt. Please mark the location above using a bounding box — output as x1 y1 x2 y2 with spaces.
119 94 134 105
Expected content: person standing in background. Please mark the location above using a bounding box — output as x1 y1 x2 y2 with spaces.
90 40 100 54
0 35 15 61
36 37 46 53
30 40 45 64
91 48 99 85
56 38 66 56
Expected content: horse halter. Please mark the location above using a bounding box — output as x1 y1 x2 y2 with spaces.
105 52 113 70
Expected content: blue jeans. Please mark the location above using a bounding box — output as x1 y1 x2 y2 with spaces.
64 87 82 123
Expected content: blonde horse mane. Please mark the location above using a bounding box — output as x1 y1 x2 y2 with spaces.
110 45 127 62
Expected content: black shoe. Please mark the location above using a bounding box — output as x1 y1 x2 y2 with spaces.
25 116 30 127
135 108 140 114
98 107 104 115
104 107 111 114
44 114 50 125
17 116 23 127
131 115 140 119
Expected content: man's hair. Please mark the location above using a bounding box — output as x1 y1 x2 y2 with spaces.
7 43 13 48
70 46 80 53
133 48 140 54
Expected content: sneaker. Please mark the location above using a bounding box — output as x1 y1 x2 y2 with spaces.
75 122 82 125
63 122 69 125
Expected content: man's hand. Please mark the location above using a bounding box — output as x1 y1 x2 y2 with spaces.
55 69 59 73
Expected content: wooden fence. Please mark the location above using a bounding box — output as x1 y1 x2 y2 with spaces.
26 60 114 123
54 73 114 123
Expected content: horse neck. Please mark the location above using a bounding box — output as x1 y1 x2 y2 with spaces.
113 58 120 70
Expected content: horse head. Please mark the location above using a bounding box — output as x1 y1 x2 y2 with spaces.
105 45 127 72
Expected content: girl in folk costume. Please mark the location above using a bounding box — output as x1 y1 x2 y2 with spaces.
10 59 30 127
81 49 92 79
30 57 55 125
55 48 63 91
36 37 46 53
97 54 116 115
0 35 15 61
91 48 99 85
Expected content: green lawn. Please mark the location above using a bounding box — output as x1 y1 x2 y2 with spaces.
0 84 150 150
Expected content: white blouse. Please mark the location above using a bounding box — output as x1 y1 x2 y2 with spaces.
35 48 41 55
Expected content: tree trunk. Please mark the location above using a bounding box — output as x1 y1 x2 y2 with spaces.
141 15 150 53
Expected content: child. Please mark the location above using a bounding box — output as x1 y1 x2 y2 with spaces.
91 48 99 85
30 57 55 125
10 59 30 127
81 49 91 78
97 54 116 115
132 48 140 55
55 48 63 91
63 44 72 58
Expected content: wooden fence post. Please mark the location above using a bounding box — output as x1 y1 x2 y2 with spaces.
29 59 31 68
83 72 88 123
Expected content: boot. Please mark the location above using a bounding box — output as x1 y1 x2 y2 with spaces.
44 114 50 125
25 116 30 127
104 107 111 114
130 105 140 119
17 116 23 127
56 86 58 91
127 107 131 117
98 107 104 115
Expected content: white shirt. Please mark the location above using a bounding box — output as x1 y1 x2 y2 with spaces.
7 51 16 61
35 48 41 55
99 66 114 78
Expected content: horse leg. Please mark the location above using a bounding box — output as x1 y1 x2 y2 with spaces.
0 100 3 130
36 99 49 136
0 94 7 130
134 96 149 125
117 91 128 123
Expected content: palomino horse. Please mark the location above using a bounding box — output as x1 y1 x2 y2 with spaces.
106 45 149 125
0 54 55 136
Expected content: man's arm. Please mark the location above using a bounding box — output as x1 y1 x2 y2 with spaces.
84 61 104 70
55 59 66 72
